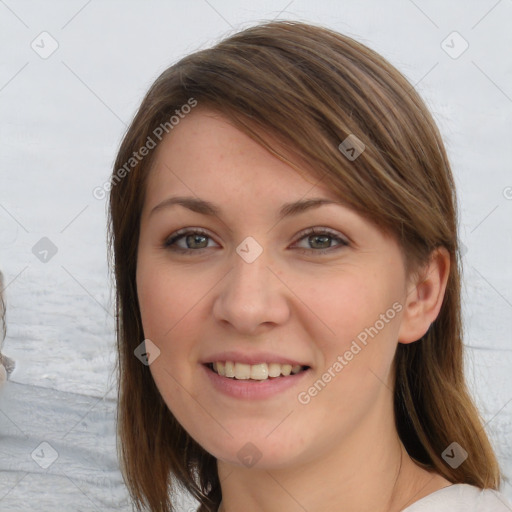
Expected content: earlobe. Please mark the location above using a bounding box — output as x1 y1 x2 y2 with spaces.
398 247 450 344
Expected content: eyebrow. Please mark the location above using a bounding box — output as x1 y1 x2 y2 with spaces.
149 196 342 220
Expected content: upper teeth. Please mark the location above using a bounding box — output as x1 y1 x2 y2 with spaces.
212 361 304 380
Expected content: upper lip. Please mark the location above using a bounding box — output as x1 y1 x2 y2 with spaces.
201 351 310 367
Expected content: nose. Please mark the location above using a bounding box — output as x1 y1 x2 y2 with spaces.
212 246 290 335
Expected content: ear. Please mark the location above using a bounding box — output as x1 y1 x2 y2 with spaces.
398 247 450 344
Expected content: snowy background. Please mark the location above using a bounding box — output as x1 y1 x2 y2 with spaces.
0 0 511 510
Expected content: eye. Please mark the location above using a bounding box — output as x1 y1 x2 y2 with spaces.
292 227 348 254
163 227 348 255
163 228 218 253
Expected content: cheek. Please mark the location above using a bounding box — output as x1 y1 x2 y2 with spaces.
136 261 201 420
305 272 398 340
137 270 168 342
302 271 402 390
137 258 195 344
136 257 216 388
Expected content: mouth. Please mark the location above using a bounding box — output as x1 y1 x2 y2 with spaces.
205 361 311 381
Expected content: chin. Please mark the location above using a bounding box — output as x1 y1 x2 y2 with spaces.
200 432 307 471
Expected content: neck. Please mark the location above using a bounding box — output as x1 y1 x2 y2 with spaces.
216 411 430 512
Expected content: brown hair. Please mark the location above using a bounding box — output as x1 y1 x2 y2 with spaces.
108 20 501 512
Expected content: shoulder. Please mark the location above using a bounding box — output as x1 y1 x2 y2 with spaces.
402 483 512 512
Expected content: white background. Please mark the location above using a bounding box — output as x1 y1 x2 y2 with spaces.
0 1 511 510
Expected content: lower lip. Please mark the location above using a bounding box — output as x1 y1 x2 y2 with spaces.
202 364 311 400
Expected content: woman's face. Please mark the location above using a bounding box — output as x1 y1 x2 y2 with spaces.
136 109 411 469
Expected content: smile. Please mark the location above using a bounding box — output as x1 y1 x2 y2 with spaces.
208 361 309 381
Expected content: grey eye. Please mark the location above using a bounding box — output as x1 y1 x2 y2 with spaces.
307 234 333 249
184 233 209 249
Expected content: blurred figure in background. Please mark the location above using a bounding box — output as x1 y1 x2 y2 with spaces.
0 270 15 385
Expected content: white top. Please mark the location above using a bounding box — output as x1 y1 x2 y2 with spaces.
217 485 512 511
402 483 512 511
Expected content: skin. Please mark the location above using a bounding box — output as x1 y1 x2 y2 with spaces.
136 109 452 512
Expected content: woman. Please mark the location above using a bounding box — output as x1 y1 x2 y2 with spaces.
108 21 512 511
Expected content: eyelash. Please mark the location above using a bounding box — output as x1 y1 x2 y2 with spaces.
163 227 348 255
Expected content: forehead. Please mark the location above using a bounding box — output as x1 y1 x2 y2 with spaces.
144 109 343 209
